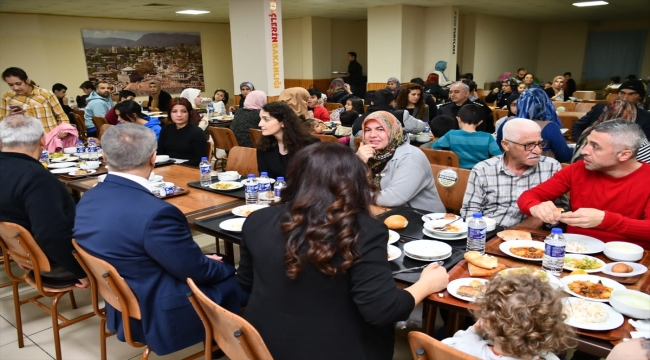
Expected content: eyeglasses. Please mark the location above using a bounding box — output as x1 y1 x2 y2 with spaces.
505 139 548 151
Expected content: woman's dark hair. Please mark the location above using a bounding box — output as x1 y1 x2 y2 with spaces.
339 110 358 126
2 67 28 81
118 90 136 101
76 95 88 108
213 89 229 105
348 97 365 114
611 76 621 83
79 80 95 91
279 142 377 279
258 102 314 154
395 83 426 115
167 97 200 125
115 100 145 122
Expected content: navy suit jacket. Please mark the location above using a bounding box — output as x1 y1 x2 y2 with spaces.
73 174 246 355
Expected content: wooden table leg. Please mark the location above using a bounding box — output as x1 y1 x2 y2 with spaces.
423 301 438 336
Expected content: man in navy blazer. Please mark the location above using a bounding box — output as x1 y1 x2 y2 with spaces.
73 123 247 356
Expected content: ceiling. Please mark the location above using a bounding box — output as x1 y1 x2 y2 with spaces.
0 0 649 23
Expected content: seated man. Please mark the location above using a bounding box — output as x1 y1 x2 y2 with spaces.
0 115 88 287
73 123 247 356
519 120 650 245
461 118 565 228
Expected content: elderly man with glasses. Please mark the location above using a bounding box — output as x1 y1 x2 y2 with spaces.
460 118 566 228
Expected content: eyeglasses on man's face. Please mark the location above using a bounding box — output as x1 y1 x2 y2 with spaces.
505 139 548 151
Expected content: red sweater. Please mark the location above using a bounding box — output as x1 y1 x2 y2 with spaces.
311 105 330 122
104 106 118 125
518 160 650 246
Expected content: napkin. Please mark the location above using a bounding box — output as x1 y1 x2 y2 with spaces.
629 319 650 339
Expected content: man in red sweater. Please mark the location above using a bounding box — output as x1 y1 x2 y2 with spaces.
518 120 650 245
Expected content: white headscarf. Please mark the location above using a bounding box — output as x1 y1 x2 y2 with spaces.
180 88 202 109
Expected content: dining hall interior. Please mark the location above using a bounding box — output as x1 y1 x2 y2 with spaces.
1 0 650 359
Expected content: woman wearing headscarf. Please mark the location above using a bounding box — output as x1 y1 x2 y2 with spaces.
278 87 310 119
231 90 267 147
356 111 445 212
326 78 354 105
180 88 201 109
229 82 255 113
147 80 172 112
433 60 453 87
386 77 402 100
496 88 573 163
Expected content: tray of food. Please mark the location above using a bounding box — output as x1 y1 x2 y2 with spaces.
186 178 246 199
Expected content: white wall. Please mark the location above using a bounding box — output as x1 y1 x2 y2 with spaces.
330 19 368 76
367 6 403 82
401 6 425 81
423 7 459 82
311 17 332 79
282 18 304 79
537 22 588 84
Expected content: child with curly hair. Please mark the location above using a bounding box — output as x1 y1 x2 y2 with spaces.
442 273 575 360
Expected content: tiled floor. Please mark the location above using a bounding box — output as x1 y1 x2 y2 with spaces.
0 234 431 360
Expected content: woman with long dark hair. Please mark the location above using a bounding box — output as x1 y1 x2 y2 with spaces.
157 97 206 166
114 100 162 140
395 83 428 121
238 142 449 360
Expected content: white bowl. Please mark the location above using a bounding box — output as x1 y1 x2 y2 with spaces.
217 171 241 181
609 289 650 319
416 135 431 142
155 155 170 163
79 162 100 170
63 147 77 154
603 242 644 262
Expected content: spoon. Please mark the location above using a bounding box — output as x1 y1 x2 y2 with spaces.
432 217 462 231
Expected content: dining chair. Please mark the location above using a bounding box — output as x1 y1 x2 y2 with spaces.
420 148 461 167
208 127 239 171
492 109 508 125
0 254 12 289
91 116 108 131
71 239 208 360
354 137 363 151
572 91 596 100
558 114 579 139
267 95 279 103
429 165 471 214
575 102 597 113
324 102 343 112
73 109 85 119
225 146 259 177
74 113 88 141
187 278 273 360
98 124 113 139
206 141 213 166
408 331 480 360
605 93 618 103
0 222 95 360
314 133 340 143
249 128 263 147
552 101 576 112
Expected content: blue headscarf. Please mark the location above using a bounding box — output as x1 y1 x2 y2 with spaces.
517 88 561 127
434 61 447 72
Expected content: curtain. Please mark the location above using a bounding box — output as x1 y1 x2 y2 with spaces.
583 30 647 80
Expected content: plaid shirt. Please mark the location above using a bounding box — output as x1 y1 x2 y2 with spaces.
1 86 69 132
461 155 565 227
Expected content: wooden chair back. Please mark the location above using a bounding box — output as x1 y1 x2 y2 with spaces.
558 114 579 138
0 222 52 282
324 102 343 112
476 89 490 102
552 101 576 112
233 95 241 107
187 278 273 360
363 104 370 114
249 128 263 147
141 100 148 108
208 127 239 152
73 109 85 119
225 146 259 177
572 91 596 100
420 148 461 167
314 134 339 143
267 95 279 103
493 108 508 125
206 141 213 162
98 124 113 140
408 331 480 360
74 114 88 141
354 137 362 151
575 102 597 113
580 99 608 104
91 116 108 130
429 165 471 214
605 93 618 102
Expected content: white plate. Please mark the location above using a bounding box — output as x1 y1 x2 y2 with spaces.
255 177 276 184
601 262 648 278
67 170 97 176
403 240 452 259
562 298 624 331
51 156 78 162
215 115 234 121
499 240 545 261
497 267 563 289
231 204 269 217
560 128 569 134
50 167 79 174
561 274 626 302
404 251 452 262
423 220 468 237
422 228 467 240
48 162 77 168
388 245 402 261
564 234 605 254
420 213 460 222
219 218 246 233
563 254 606 273
447 278 488 302
388 230 400 245
209 181 244 191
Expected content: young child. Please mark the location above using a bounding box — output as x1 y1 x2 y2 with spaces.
305 118 324 134
335 110 358 145
442 273 574 360
431 104 502 169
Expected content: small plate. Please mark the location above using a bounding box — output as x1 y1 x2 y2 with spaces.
447 278 488 302
601 262 648 278
499 240 545 261
497 267 563 289
423 220 468 237
255 177 276 184
231 204 269 217
209 181 244 191
422 228 466 240
562 298 624 331
388 230 400 245
50 167 79 174
420 213 460 223
48 162 77 168
564 234 605 254
215 115 234 121
388 245 402 261
561 274 626 302
563 254 605 273
404 240 453 259
219 218 246 233
51 156 78 162
67 170 97 176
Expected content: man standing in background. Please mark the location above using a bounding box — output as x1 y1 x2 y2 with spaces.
346 51 364 97
564 72 577 99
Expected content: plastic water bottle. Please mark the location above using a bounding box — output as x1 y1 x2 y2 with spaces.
273 177 286 201
69 97 75 108
257 172 273 204
466 212 487 254
199 157 212 187
87 139 98 160
207 102 215 119
76 140 85 154
542 228 566 276
243 174 259 205
138 100 143 110
423 124 431 135
39 150 50 166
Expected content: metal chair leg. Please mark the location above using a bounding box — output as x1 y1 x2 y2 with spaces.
100 318 107 360
12 281 24 348
69 289 78 309
141 346 152 360
51 292 67 360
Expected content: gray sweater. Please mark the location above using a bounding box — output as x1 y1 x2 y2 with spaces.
376 144 445 212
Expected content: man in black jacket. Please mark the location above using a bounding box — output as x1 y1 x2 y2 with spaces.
572 80 650 141
352 89 426 136
564 72 577 99
437 81 493 133
0 115 89 288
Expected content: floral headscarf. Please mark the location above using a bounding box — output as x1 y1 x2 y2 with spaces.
517 88 562 128
387 77 402 99
497 72 512 82
279 87 310 118
361 111 405 188
327 78 345 98
243 90 267 110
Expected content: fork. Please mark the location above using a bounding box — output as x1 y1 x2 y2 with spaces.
432 217 461 231
392 261 444 275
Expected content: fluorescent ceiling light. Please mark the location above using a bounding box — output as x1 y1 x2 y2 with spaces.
175 10 210 15
572 1 608 7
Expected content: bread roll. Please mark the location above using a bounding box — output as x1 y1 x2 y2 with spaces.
468 263 506 277
464 251 499 269
443 213 457 220
611 263 633 273
497 230 532 241
384 215 408 229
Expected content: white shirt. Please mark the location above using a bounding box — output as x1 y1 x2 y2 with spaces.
108 171 151 192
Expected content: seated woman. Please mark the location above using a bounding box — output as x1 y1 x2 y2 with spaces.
278 87 310 119
230 90 267 148
330 97 364 123
544 76 565 101
180 88 201 109
523 73 539 88
386 77 402 100
494 93 519 136
238 142 450 360
433 60 453 87
257 101 320 178
356 111 445 212
326 78 354 105
114 100 162 140
306 88 330 122
424 73 448 103
395 83 429 121
229 82 254 113
157 98 206 166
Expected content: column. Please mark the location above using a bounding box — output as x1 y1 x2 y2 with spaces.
423 7 459 84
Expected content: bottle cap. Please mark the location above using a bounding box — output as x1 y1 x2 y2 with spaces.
551 228 563 234
201 157 207 161
261 172 268 176
277 177 284 181
247 174 254 178
472 212 483 218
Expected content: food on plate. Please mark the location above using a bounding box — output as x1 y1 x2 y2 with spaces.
50 152 64 158
443 213 457 220
444 224 461 232
74 169 88 175
563 299 609 324
568 280 613 299
468 263 506 277
210 182 240 190
510 246 544 259
566 241 588 253
456 280 486 298
611 263 633 273
564 257 602 270
464 251 498 269
384 215 408 229
498 267 553 284
497 229 532 241
570 269 588 275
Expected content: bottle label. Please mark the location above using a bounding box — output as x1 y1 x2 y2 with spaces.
545 244 565 257
274 188 282 197
259 182 271 192
199 164 210 174
245 185 258 194
467 227 486 240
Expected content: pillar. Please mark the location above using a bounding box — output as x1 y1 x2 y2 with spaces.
423 7 459 83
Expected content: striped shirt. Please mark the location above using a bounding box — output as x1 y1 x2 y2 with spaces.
637 140 650 164
461 155 565 227
1 87 69 132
